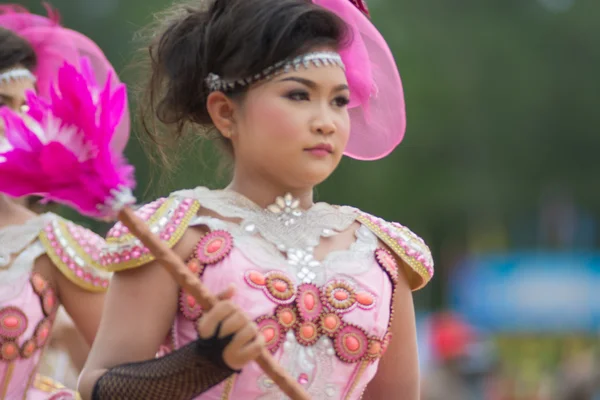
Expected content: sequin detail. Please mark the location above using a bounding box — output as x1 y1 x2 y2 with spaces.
40 218 110 291
0 275 57 362
295 321 320 346
42 287 58 317
0 340 18 361
194 230 233 265
323 281 357 313
35 318 52 348
179 260 205 321
20 338 37 358
250 273 389 363
296 284 322 322
0 306 28 339
102 197 200 271
319 313 342 337
356 211 433 290
244 270 296 305
375 248 399 284
257 316 284 353
276 305 298 330
334 325 369 363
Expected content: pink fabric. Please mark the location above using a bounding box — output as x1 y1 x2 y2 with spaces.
0 4 130 153
0 276 76 399
169 221 394 399
0 60 135 218
312 0 406 160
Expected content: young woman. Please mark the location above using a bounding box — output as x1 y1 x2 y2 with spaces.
0 21 109 398
79 0 434 399
0 4 263 399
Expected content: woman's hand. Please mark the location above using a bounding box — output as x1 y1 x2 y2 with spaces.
196 284 265 371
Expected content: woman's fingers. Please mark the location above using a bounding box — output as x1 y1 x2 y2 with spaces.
196 300 237 339
223 324 264 370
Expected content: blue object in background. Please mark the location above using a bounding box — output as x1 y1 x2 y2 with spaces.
449 253 600 333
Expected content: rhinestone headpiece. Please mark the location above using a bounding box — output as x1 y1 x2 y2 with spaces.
0 68 36 86
205 51 345 93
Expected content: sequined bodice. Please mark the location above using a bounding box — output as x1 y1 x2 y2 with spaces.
167 189 397 400
0 217 58 399
0 215 90 399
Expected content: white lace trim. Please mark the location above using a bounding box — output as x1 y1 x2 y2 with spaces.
189 215 377 286
0 213 56 286
174 187 357 251
0 241 46 301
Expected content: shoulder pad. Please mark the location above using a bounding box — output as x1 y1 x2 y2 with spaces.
355 210 434 290
39 217 111 292
100 197 200 272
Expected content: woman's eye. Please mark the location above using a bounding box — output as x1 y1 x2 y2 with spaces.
286 91 310 101
333 96 350 107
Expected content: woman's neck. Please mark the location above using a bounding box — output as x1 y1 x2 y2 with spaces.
227 170 314 210
0 194 36 226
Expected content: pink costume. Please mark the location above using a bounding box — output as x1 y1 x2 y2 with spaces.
101 188 433 399
0 213 109 400
100 0 430 397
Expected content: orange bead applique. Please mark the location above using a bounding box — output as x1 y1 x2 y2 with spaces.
195 230 233 265
256 316 284 353
296 284 322 322
0 306 27 340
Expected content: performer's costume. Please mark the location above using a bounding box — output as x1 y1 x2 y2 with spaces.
92 0 434 398
0 214 109 400
0 4 129 399
99 189 433 399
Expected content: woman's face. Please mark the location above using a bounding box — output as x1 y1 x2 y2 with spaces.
230 56 351 191
0 68 36 138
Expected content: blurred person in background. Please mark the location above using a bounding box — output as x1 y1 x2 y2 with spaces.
555 346 600 400
422 312 503 400
0 5 114 397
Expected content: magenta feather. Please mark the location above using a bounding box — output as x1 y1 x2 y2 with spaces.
0 57 135 218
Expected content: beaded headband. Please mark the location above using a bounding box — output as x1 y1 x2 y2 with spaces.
205 51 345 93
0 68 36 86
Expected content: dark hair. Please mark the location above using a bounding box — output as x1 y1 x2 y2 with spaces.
138 0 347 170
0 27 37 72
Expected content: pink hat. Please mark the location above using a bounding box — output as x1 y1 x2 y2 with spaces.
0 3 130 153
312 0 406 160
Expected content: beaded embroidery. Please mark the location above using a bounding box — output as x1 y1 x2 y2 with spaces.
355 211 434 290
205 52 344 93
0 274 58 362
0 68 36 85
39 217 111 291
102 197 200 271
194 230 233 264
248 271 388 364
179 234 234 322
0 307 28 340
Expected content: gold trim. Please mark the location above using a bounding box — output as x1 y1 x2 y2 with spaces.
22 366 37 400
39 219 109 293
33 374 66 393
221 375 237 399
102 199 201 272
0 363 14 400
344 360 369 400
357 215 431 290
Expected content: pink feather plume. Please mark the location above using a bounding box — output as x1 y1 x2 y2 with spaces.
0 57 135 218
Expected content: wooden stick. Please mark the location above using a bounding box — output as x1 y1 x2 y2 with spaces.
118 206 310 400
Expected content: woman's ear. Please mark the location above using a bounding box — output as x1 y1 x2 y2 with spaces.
206 92 237 139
